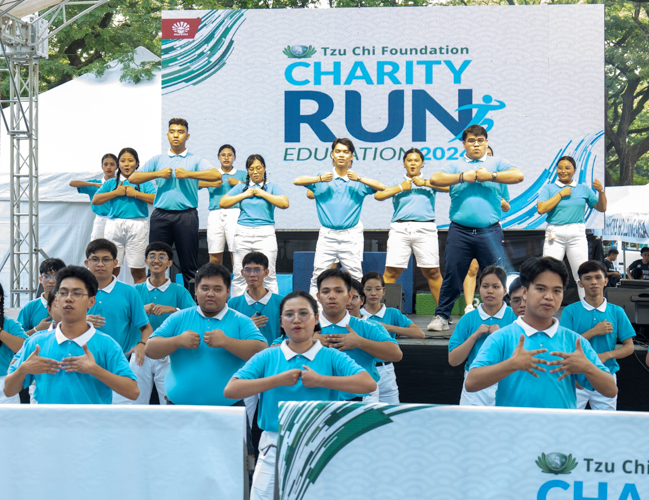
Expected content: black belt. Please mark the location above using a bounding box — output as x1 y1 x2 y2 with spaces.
344 396 364 402
452 221 501 232
395 219 435 223
376 362 392 367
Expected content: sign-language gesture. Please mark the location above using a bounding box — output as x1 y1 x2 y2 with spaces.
510 334 548 378
204 329 227 349
178 330 201 349
548 338 590 381
277 368 302 387
300 365 321 388
61 344 97 374
327 325 362 351
21 345 61 375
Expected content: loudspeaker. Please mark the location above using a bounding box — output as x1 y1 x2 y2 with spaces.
605 286 649 325
384 283 404 311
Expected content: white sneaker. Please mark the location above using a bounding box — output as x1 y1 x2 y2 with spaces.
427 315 449 331
464 304 475 314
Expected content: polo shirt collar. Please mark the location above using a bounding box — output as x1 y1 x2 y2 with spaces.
360 304 386 319
55 322 96 346
280 339 322 361
332 169 350 182
463 152 486 163
478 302 507 320
197 304 229 320
219 167 237 176
515 316 559 338
146 278 171 292
320 311 351 328
249 181 264 189
245 289 271 306
40 293 48 307
168 149 188 158
100 276 117 294
581 297 607 312
555 179 577 188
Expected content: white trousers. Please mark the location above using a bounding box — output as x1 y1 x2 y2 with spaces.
91 215 108 241
309 222 364 297
576 373 617 410
377 363 400 403
251 431 278 500
459 370 497 406
0 375 19 404
112 355 169 405
543 223 588 300
207 208 240 254
232 224 278 297
104 217 149 269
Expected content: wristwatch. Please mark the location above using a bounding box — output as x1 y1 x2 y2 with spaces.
492 172 498 181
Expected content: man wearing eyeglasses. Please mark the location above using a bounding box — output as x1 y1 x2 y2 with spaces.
428 125 524 332
18 258 66 336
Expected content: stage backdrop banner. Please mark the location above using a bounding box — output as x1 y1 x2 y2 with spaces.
277 402 649 500
0 405 244 500
161 5 604 230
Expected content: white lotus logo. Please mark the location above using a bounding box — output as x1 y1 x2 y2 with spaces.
172 21 191 36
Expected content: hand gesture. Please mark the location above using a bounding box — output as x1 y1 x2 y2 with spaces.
35 316 52 332
593 179 604 193
327 325 362 351
300 365 322 388
559 186 571 198
125 186 138 198
313 333 330 347
249 187 262 197
320 172 333 182
252 313 268 328
475 167 492 183
244 188 256 198
178 330 201 349
509 334 548 377
473 324 491 338
400 179 412 192
463 169 477 183
113 181 126 195
347 170 360 181
204 329 227 349
86 314 106 328
151 304 177 316
21 345 60 375
228 177 240 186
276 369 302 387
592 320 613 337
61 344 97 374
144 303 155 315
411 176 425 187
159 167 173 179
126 342 146 366
501 199 511 212
174 167 189 179
548 338 592 381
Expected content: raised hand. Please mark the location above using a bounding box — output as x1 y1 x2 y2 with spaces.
400 178 412 191
327 325 362 351
509 334 548 377
313 333 330 347
411 176 425 187
548 338 592 381
34 316 52 332
22 345 61 375
300 365 322 388
347 170 360 181
61 344 97 374
320 172 334 182
178 330 201 349
251 313 269 328
592 320 613 337
593 179 604 193
86 314 106 329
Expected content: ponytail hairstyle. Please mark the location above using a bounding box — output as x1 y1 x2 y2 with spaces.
245 154 267 191
116 147 141 192
278 291 321 339
403 148 424 163
101 153 118 165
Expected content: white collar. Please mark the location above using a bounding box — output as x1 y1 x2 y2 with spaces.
146 278 171 292
360 304 386 319
280 339 322 361
99 276 117 294
168 149 188 158
40 293 48 307
55 322 96 346
515 316 559 338
248 181 264 189
404 173 424 182
463 152 487 163
197 304 228 320
332 169 350 182
244 289 272 306
580 297 607 313
320 311 351 328
478 302 507 320
555 179 577 188
219 167 237 176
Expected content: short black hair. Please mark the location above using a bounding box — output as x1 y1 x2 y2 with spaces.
557 155 576 169
145 241 174 260
641 247 649 256
195 262 231 289
169 118 188 131
403 148 424 162
361 272 385 288
331 138 355 155
578 260 608 279
317 268 352 292
508 277 523 296
219 144 236 156
278 291 322 338
54 266 99 298
350 279 364 303
40 258 66 276
462 124 488 141
519 257 568 289
479 265 507 288
242 252 269 270
607 248 619 256
86 239 117 259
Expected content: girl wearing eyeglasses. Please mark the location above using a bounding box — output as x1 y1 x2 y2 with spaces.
224 291 375 500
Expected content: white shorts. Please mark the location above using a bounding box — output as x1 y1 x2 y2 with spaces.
576 373 617 411
112 355 170 405
251 431 279 500
0 375 19 404
385 221 439 269
231 224 278 297
91 215 108 241
459 370 497 406
207 208 240 254
104 218 149 269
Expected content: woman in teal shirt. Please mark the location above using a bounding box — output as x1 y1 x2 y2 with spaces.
0 283 29 404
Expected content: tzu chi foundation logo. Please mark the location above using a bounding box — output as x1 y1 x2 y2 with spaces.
536 452 579 475
161 18 201 40
283 45 317 58
172 21 191 36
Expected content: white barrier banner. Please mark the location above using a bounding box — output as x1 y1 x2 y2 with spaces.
161 5 604 230
277 402 649 500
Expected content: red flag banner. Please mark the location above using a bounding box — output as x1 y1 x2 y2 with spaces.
162 18 202 39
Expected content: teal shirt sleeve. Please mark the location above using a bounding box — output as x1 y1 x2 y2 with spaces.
77 179 102 197
615 307 636 342
102 335 138 380
390 309 412 328
361 320 398 344
586 186 599 208
16 306 30 331
268 183 284 196
500 185 510 202
228 183 245 197
96 178 116 195
4 318 28 340
178 288 197 310
234 349 267 379
559 304 576 331
574 336 610 391
140 156 158 173
7 336 36 387
149 311 181 338
538 184 552 203
237 314 269 344
140 181 157 195
130 290 150 330
331 349 365 376
448 314 472 352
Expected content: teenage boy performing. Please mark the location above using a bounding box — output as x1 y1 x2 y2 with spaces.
132 242 196 405
466 257 616 408
560 260 635 410
4 266 138 404
19 258 66 336
293 138 385 297
428 124 524 331
228 252 283 346
145 263 267 405
128 118 221 288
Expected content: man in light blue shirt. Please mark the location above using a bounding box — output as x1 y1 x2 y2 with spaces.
293 138 385 297
145 262 267 406
128 118 221 288
429 125 524 331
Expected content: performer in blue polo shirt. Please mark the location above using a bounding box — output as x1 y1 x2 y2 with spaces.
0 283 28 404
220 154 289 297
69 153 117 240
128 118 221 288
94 147 156 283
428 124 524 332
145 262 268 406
18 258 66 336
537 155 606 299
466 257 616 409
293 138 385 298
225 291 375 500
560 260 635 410
5 266 138 404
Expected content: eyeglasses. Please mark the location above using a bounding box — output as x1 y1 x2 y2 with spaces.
243 268 263 275
248 167 264 173
40 275 57 281
465 138 486 144
147 254 168 262
364 287 384 293
510 298 525 305
88 257 114 265
282 311 314 321
56 290 89 300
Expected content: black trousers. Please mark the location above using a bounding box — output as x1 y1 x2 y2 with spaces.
149 207 198 289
